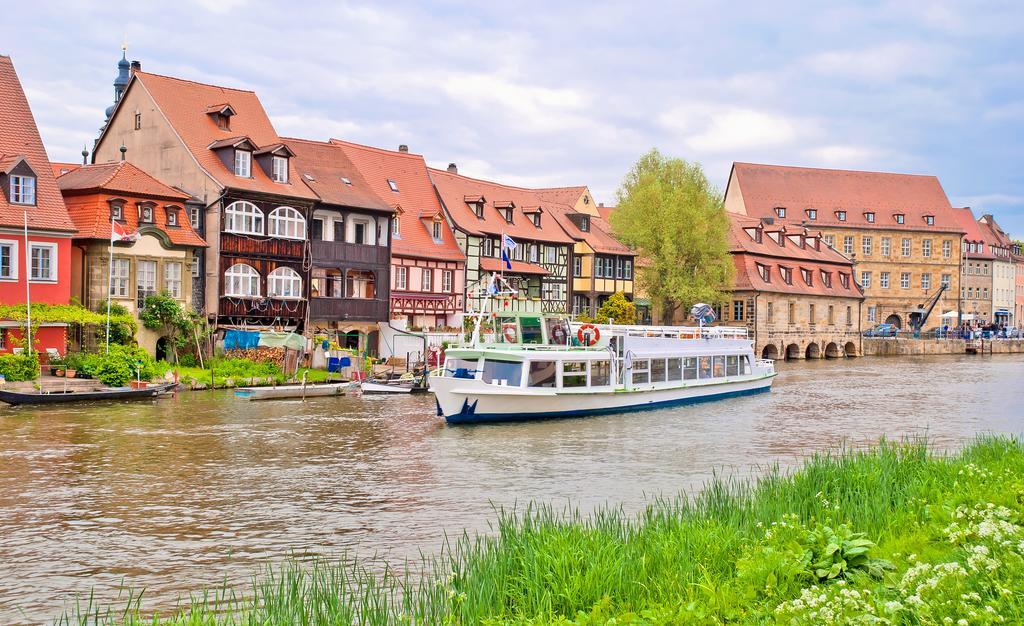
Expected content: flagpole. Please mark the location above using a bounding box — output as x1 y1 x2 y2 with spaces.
23 210 31 355
106 216 114 354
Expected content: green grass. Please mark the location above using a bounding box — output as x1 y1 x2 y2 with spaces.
57 435 1024 624
160 359 344 389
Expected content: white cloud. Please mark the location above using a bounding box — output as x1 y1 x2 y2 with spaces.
804 144 883 168
660 105 811 153
803 41 955 82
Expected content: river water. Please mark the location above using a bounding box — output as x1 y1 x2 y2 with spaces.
1 354 1022 623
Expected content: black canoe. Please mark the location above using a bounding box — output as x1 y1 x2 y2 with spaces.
0 382 178 406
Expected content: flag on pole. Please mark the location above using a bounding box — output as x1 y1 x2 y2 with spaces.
500 234 516 270
111 220 137 242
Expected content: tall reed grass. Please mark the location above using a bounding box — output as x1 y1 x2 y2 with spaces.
57 435 1024 624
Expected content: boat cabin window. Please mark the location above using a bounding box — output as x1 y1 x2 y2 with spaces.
742 356 751 375
698 356 713 379
521 316 543 344
527 361 557 387
561 361 588 388
591 360 611 386
631 359 649 385
684 357 697 380
481 359 523 386
667 358 682 380
545 318 571 345
713 356 726 377
447 358 479 379
726 355 739 376
651 358 666 383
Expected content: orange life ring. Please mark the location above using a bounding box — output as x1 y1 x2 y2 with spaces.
577 323 600 346
502 323 518 343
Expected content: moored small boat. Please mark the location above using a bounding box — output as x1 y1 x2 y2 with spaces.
234 382 354 400
0 382 178 406
360 380 429 394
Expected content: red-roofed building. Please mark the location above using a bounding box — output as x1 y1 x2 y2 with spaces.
331 142 465 330
949 207 995 325
93 62 317 331
429 164 576 314
0 55 77 355
728 215 864 359
976 213 1018 328
725 162 964 331
57 161 207 356
284 137 396 346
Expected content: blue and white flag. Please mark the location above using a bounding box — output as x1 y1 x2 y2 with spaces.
501 248 512 270
487 273 500 295
502 234 517 251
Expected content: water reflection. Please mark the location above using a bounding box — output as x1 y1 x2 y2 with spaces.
1 354 1022 623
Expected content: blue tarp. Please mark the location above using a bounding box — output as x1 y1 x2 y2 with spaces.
223 329 260 350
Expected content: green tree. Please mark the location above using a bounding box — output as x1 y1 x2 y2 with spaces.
139 293 207 363
610 149 734 323
594 292 637 324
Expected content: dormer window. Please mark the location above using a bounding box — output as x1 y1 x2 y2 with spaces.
138 203 155 224
207 104 236 131
756 263 770 282
806 208 817 220
272 156 289 183
836 210 846 221
924 215 934 226
392 217 401 238
9 175 36 205
894 213 905 224
532 213 541 227
109 199 125 221
502 208 513 223
166 207 179 227
865 212 875 223
774 207 786 218
387 179 399 192
474 203 484 218
839 273 850 289
234 150 251 177
801 268 812 286
820 270 831 287
780 266 793 285
432 220 443 241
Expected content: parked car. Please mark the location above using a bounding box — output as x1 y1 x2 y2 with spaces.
863 323 899 338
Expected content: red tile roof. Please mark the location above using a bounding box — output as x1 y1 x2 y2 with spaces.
51 162 80 178
282 138 393 212
728 162 964 234
546 204 632 255
531 185 590 208
57 162 205 247
949 207 993 259
428 168 574 244
976 213 1020 261
729 214 863 298
330 140 465 262
57 161 191 201
0 56 76 233
109 71 316 200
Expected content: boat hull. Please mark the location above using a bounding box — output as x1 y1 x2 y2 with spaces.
431 375 774 424
0 383 177 406
234 383 351 400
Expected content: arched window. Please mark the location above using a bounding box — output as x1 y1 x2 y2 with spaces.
268 206 306 239
224 201 264 235
268 266 303 299
224 263 260 297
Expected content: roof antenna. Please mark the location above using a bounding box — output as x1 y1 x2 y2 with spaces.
81 145 89 165
119 143 127 161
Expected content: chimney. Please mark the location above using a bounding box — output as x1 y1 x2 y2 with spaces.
398 144 408 153
447 163 458 174
130 60 141 75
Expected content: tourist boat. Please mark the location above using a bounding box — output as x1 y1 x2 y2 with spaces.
234 382 355 400
430 309 775 424
0 382 178 406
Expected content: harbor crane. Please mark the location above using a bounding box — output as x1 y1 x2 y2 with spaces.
907 283 948 338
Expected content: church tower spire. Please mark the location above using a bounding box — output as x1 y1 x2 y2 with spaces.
105 43 131 121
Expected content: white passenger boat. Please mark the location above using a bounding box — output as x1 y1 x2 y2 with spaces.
430 312 775 424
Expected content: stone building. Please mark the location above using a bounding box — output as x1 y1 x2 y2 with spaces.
725 215 865 360
951 207 994 324
977 214 1018 328
724 163 964 331
56 161 207 357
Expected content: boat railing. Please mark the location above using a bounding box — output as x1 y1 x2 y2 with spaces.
756 359 775 371
594 324 749 340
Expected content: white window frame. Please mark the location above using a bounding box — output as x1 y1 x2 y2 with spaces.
164 262 183 299
921 273 931 290
137 259 157 306
900 272 911 289
272 156 289 183
267 266 302 299
422 268 433 292
392 217 401 238
10 175 36 205
224 201 265 235
843 236 854 256
442 269 453 293
387 179 399 192
922 239 932 258
860 271 871 289
190 206 201 229
110 257 130 297
192 251 201 278
224 263 261 298
234 150 252 178
0 239 18 280
545 246 557 264
862 236 872 256
29 242 57 282
901 238 911 257
432 220 442 241
395 266 408 290
268 206 306 240
880 272 890 289
881 237 891 256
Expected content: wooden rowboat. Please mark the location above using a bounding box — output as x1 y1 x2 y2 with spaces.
234 382 355 400
0 382 178 406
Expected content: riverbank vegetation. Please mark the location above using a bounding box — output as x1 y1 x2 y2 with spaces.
60 435 1024 624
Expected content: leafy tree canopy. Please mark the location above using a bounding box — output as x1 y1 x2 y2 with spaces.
594 292 637 324
610 149 734 321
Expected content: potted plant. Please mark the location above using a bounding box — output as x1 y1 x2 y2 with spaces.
66 368 77 378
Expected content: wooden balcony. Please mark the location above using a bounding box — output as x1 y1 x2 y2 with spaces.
221 233 305 259
309 297 389 322
391 291 463 314
219 297 306 321
312 240 390 267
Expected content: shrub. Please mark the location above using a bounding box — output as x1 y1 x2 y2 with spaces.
68 345 158 386
0 352 39 381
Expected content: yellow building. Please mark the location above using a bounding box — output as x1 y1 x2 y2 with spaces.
724 163 964 330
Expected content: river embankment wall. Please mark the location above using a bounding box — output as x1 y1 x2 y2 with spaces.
862 338 1024 356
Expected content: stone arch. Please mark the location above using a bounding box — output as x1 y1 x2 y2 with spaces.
884 313 902 329
155 336 172 362
785 343 801 360
761 344 779 360
824 342 841 358
844 341 858 357
805 342 821 359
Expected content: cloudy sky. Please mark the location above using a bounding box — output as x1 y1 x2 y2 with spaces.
3 1 1023 235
